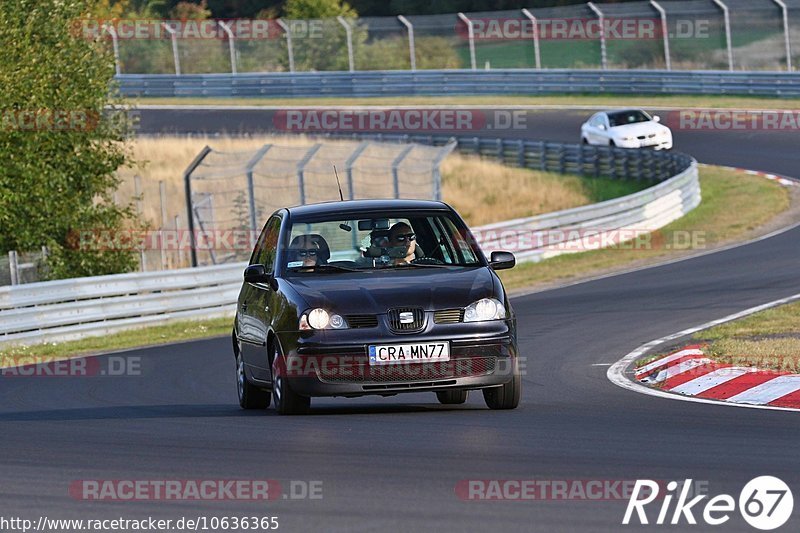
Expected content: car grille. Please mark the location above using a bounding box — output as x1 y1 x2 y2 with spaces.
317 356 497 384
346 314 378 328
433 308 464 324
387 307 425 333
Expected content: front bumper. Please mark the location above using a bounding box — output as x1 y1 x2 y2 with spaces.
276 324 518 397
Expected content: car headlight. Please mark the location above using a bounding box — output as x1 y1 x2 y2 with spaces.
299 308 348 330
620 136 633 141
464 298 506 322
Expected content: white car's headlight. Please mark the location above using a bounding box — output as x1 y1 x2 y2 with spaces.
299 308 348 330
464 298 507 322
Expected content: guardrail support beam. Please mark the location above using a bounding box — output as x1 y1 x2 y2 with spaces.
521 9 542 70
712 0 734 71
397 15 416 71
587 2 608 70
650 0 671 71
458 13 477 71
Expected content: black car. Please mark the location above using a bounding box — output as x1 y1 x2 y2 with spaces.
233 199 520 414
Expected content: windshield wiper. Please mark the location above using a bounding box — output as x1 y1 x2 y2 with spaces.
307 264 360 272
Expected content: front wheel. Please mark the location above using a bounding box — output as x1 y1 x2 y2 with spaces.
436 390 468 405
271 344 310 415
236 351 270 409
483 359 521 410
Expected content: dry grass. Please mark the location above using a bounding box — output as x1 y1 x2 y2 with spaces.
117 135 608 229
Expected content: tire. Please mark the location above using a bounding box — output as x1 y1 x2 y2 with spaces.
483 358 521 410
582 137 589 145
608 140 616 147
236 351 270 409
436 390 468 405
271 343 310 415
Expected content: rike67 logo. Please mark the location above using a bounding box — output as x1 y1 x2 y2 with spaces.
623 477 793 530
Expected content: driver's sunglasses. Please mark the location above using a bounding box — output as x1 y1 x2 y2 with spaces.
392 233 416 243
293 249 318 257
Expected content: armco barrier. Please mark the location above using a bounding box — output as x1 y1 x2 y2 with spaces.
117 69 800 98
0 143 698 347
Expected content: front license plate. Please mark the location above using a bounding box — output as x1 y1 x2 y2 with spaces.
368 342 450 365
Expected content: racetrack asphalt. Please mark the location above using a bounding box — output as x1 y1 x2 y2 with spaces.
1 106 798 532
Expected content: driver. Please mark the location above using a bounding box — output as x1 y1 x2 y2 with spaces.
387 222 417 265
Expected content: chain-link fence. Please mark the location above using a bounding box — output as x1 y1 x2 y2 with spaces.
184 139 456 266
0 249 49 286
102 1 798 74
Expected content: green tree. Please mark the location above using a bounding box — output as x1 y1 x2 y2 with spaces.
0 0 140 279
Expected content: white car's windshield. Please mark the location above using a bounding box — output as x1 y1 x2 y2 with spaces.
284 212 482 272
608 110 652 128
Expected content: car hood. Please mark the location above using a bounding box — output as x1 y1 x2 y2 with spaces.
610 121 668 137
285 267 496 314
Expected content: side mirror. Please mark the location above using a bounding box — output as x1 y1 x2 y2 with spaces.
653 115 661 123
244 264 270 284
598 124 606 131
489 251 516 270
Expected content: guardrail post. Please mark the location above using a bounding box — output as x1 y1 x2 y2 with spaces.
102 24 121 75
297 144 323 205
162 22 181 75
218 21 237 75
773 0 793 71
458 13 477 70
8 250 18 286
337 16 355 72
521 9 542 69
431 140 457 201
587 3 608 70
397 15 416 71
183 145 212 267
712 0 734 71
245 144 273 245
391 145 416 199
650 0 671 70
276 19 295 72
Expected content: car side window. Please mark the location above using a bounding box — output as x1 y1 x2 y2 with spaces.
249 216 281 272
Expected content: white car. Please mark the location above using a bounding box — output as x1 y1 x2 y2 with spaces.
581 109 672 150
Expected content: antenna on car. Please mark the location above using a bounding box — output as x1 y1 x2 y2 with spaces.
333 164 344 202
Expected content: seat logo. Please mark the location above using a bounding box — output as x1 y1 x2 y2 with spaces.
399 312 414 324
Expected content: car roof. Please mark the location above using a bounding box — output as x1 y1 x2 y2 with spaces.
285 198 451 218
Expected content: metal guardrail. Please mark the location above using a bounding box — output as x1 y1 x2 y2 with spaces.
0 142 697 347
117 69 800 98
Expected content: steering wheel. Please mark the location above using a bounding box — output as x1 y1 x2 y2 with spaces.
411 257 444 265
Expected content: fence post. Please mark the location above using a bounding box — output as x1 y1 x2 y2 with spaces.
712 0 734 71
183 145 212 267
276 19 295 72
297 144 323 205
162 22 181 75
102 24 121 75
457 13 477 70
337 16 355 72
345 141 370 200
397 15 416 71
218 21 237 75
773 0 793 71
133 175 146 271
587 2 607 70
650 0 671 70
521 9 542 69
431 140 457 201
244 144 273 246
159 180 168 270
8 250 18 286
391 145 416 199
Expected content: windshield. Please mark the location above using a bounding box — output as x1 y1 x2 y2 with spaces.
283 211 482 272
607 110 652 128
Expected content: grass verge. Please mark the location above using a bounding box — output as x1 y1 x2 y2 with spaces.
0 317 233 364
692 300 800 374
132 94 800 110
